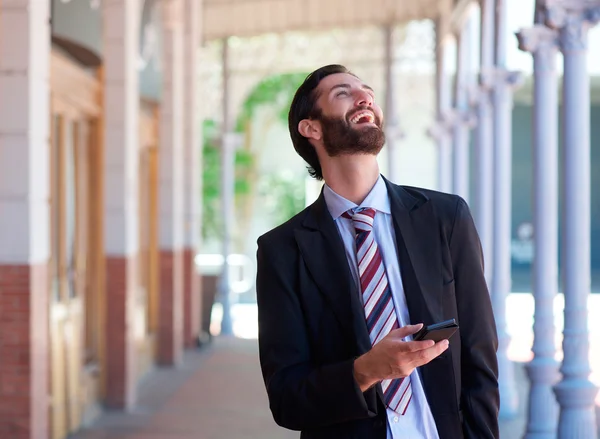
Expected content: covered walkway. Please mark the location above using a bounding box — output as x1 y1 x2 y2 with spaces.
71 336 528 439
70 294 600 439
70 337 295 439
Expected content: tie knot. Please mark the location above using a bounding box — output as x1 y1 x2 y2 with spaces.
343 208 376 232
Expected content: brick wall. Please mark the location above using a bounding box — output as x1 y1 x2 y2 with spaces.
105 256 137 409
182 248 200 348
158 250 183 366
0 264 48 439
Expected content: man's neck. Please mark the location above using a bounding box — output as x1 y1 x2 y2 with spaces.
322 156 380 205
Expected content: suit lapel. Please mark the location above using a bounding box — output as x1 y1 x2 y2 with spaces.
385 178 444 324
294 193 372 355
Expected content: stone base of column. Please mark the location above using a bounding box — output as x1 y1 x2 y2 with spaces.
497 334 519 419
105 256 137 409
554 378 598 439
524 358 560 439
158 250 184 366
0 264 49 439
183 248 200 348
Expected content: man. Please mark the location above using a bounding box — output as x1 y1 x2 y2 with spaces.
256 64 499 439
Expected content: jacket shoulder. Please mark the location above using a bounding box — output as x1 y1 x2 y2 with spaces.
256 204 311 248
397 184 465 216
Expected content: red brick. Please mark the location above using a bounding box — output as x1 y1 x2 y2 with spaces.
105 256 137 409
182 248 201 348
158 250 184 366
0 263 49 439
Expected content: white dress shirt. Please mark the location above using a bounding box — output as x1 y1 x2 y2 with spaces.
323 176 440 439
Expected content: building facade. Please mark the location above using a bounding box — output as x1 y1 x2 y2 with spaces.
0 0 598 438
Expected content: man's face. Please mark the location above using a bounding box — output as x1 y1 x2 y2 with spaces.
311 73 385 157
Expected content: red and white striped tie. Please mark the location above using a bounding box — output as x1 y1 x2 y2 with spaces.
344 207 412 415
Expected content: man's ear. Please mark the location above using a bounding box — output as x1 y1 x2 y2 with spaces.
298 119 322 141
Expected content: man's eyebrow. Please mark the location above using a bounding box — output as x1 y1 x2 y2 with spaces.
328 83 374 93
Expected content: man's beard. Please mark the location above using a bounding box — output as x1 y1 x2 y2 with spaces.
316 109 386 157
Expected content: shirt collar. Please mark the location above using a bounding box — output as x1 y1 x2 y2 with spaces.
323 175 391 220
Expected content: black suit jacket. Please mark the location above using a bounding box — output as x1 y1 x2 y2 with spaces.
256 178 499 439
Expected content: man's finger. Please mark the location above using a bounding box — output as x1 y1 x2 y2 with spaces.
412 340 450 366
399 339 436 353
388 323 423 339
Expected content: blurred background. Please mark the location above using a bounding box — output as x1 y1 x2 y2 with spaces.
0 0 599 438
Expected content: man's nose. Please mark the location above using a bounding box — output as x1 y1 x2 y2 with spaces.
355 90 373 107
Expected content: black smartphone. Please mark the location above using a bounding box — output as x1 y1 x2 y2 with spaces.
413 319 459 342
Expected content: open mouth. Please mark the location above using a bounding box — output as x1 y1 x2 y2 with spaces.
349 110 376 125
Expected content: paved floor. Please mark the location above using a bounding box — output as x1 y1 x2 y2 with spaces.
69 335 550 439
69 292 600 439
70 337 297 439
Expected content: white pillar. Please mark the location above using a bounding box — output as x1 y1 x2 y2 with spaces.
491 0 521 419
383 24 402 183
429 20 452 193
0 1 51 436
219 38 235 336
517 22 561 439
182 0 202 347
102 0 140 408
544 4 600 437
160 0 184 253
452 17 472 202
184 0 200 253
158 0 185 365
0 0 50 266
474 0 495 282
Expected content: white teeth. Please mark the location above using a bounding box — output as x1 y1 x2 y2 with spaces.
350 111 375 124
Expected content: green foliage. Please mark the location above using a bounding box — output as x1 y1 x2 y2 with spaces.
201 71 310 240
201 120 256 241
201 120 223 240
258 171 306 226
235 72 308 132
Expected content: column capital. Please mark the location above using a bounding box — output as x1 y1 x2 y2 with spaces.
427 110 456 140
543 2 600 50
467 84 482 107
385 124 406 141
426 120 447 142
479 67 497 91
448 108 477 129
479 67 523 91
221 131 244 151
516 24 559 53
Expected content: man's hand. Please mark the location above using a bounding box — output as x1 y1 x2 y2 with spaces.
353 324 449 392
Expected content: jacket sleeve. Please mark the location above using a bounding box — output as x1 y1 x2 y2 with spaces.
449 197 500 439
256 235 378 431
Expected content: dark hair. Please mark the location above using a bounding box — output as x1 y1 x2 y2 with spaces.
288 64 353 180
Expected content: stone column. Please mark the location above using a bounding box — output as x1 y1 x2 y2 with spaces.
0 1 50 437
544 4 600 437
491 0 522 419
428 19 452 193
182 0 201 348
218 38 239 336
159 0 185 365
102 0 140 409
474 0 495 282
516 20 561 438
451 17 472 202
383 24 402 183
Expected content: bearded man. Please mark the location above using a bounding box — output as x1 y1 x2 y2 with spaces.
255 64 499 439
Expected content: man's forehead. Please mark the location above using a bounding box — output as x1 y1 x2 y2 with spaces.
315 73 369 95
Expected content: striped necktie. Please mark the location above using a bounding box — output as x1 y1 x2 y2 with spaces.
344 207 412 415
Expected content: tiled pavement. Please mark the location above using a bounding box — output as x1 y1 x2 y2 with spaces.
69 335 545 439
70 336 297 439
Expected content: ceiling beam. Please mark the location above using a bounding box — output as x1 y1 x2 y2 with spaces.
201 0 442 41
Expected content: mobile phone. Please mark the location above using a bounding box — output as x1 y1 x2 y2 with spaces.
413 319 459 342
